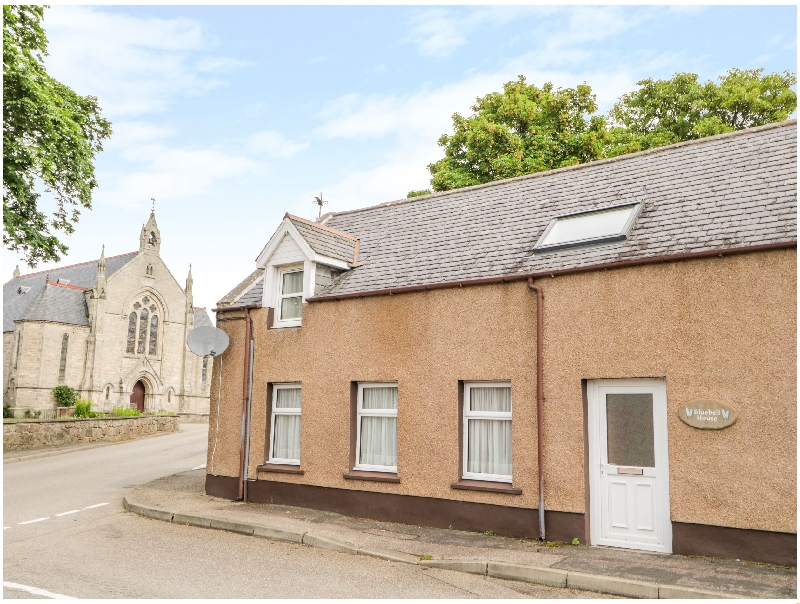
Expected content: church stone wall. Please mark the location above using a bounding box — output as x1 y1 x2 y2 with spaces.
13 321 89 409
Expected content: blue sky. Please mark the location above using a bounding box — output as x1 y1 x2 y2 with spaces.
6 4 797 311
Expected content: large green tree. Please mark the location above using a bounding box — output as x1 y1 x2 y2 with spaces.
426 76 608 192
418 69 796 195
3 5 112 266
604 69 797 157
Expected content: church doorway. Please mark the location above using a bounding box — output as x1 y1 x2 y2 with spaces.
131 380 145 412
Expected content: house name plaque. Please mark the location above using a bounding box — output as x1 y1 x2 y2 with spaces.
679 400 737 430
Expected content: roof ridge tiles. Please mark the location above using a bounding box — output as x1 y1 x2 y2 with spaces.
285 213 359 241
328 120 797 219
46 281 89 291
17 251 138 278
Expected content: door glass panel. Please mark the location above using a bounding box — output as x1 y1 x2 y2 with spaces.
606 393 655 467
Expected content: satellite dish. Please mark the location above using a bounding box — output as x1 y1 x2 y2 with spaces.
187 326 230 358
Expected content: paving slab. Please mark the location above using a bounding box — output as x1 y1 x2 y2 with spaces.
124 469 796 599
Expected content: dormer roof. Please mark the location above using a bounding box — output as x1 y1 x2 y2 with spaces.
255 214 359 269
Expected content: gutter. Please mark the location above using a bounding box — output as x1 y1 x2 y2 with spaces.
307 241 796 303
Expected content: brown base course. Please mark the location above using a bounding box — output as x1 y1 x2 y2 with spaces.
215 475 582 542
206 474 797 567
672 521 796 567
124 494 748 600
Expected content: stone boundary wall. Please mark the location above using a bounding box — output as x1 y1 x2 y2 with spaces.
177 413 209 424
3 415 179 452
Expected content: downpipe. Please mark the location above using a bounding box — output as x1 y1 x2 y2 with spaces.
527 277 546 541
237 308 253 501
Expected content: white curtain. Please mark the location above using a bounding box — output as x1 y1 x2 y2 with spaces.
362 387 397 409
467 419 511 475
470 387 511 412
359 386 397 467
273 415 300 460
360 416 397 467
282 271 304 294
276 388 302 408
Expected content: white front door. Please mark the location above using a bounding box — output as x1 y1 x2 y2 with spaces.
588 379 671 553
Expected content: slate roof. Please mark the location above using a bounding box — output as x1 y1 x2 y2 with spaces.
318 121 796 298
24 283 90 327
220 121 796 307
288 215 358 264
194 308 213 328
3 252 137 331
216 268 264 308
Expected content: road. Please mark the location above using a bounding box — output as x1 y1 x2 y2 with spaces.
3 426 607 598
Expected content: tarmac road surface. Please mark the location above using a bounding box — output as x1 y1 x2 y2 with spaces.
3 425 610 598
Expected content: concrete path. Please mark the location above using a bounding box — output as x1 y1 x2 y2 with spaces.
125 470 796 599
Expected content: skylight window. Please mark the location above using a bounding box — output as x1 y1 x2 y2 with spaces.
534 203 641 252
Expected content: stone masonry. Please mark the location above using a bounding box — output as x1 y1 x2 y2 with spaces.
3 415 179 451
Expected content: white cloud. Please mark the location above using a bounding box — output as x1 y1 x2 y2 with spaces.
97 143 265 211
43 6 241 116
404 9 467 58
247 131 309 158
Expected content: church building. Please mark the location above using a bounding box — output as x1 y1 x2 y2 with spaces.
3 211 213 418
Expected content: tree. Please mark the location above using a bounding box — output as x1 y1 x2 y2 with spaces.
423 76 607 193
605 69 797 157
3 5 112 266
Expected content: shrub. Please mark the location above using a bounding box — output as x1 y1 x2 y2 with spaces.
112 406 142 417
23 409 41 419
74 399 100 418
3 403 12 418
53 385 76 407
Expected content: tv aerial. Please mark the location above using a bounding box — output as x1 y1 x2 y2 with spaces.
187 326 230 359
312 192 329 221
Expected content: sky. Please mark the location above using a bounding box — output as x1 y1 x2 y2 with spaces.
4 4 797 312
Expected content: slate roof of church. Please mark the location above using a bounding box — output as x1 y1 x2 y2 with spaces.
24 283 90 327
193 308 213 328
220 120 797 307
3 252 137 332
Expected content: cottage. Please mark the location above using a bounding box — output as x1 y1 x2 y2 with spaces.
208 121 796 566
3 210 213 417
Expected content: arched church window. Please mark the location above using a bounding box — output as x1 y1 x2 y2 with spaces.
59 333 69 379
149 315 159 355
126 312 137 353
137 309 149 354
167 390 172 404
201 357 208 389
105 386 111 401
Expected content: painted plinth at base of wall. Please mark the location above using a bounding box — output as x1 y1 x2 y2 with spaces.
205 474 797 567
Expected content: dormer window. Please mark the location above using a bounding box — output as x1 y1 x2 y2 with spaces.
534 202 641 252
56 278 70 285
276 267 304 325
17 286 30 295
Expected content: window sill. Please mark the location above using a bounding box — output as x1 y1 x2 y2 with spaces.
344 471 400 483
257 463 304 475
451 480 521 495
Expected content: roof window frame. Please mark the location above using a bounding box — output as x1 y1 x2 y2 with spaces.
533 202 642 253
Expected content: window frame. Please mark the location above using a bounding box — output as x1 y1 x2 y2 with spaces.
533 202 642 252
274 265 305 327
354 382 399 474
268 383 302 466
462 381 513 484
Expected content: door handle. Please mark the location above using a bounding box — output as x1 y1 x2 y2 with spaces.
617 467 643 475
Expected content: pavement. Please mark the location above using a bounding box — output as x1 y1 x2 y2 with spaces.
124 470 796 600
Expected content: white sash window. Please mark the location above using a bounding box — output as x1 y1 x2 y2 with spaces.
277 268 304 323
355 384 398 472
269 385 302 464
463 382 512 483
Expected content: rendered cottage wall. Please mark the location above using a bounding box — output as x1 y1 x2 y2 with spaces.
209 249 796 534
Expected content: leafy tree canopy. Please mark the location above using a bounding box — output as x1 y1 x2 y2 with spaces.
3 5 112 266
418 69 796 194
605 69 797 157
426 76 607 192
